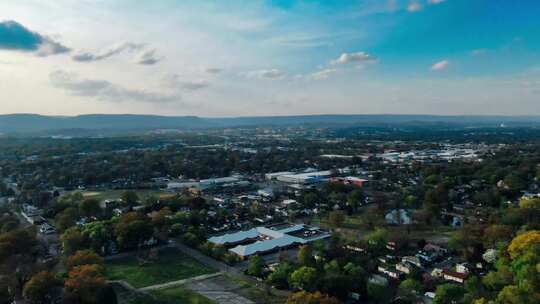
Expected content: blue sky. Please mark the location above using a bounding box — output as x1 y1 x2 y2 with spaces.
0 0 539 116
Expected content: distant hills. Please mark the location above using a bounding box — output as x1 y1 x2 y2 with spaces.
0 114 539 136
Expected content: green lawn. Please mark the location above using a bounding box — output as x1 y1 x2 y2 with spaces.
106 248 216 288
67 189 177 202
152 286 215 304
116 286 214 304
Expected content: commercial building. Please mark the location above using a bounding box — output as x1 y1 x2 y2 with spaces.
208 223 330 259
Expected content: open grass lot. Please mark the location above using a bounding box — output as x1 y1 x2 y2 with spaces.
152 286 215 304
219 274 289 304
106 248 216 288
78 189 177 201
113 283 214 304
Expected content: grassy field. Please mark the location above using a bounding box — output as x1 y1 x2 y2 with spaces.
220 274 289 304
78 189 177 201
113 284 214 304
152 286 215 304
105 248 216 288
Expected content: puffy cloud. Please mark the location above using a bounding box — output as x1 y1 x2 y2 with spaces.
407 1 423 12
245 69 285 80
72 42 145 62
50 70 178 103
135 49 162 65
431 59 449 71
330 52 377 65
0 20 70 56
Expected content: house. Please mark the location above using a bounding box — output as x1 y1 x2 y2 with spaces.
385 209 412 225
377 264 401 279
442 269 468 284
402 256 424 268
456 263 472 274
396 262 416 274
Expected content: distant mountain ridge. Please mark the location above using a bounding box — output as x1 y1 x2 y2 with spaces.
0 113 539 135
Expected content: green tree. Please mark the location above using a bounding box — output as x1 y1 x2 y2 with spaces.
121 191 139 207
347 190 364 212
290 266 318 292
367 282 390 304
79 199 101 218
246 255 266 277
62 227 87 255
267 262 295 289
327 210 345 229
298 245 315 267
114 212 153 250
433 284 464 304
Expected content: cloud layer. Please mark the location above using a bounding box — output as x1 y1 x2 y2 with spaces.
50 70 178 103
245 69 285 80
72 42 145 62
330 52 377 65
0 20 70 56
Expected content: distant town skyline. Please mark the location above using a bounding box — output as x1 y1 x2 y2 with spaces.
1 0 539 116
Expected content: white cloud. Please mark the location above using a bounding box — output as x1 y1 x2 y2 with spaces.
407 1 423 12
471 49 487 56
50 70 179 103
309 69 338 80
428 0 446 5
72 42 145 62
245 69 285 80
135 49 162 65
330 52 377 65
431 59 449 71
163 74 210 91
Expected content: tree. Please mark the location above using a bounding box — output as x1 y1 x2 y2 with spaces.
328 211 345 230
246 255 266 277
507 230 540 260
320 273 353 300
347 190 364 212
150 207 172 232
298 245 315 267
267 262 295 289
303 193 318 209
433 284 464 304
367 282 390 304
23 271 60 304
64 264 106 304
55 207 78 233
496 285 535 304
79 199 101 218
62 227 87 255
121 191 139 207
398 278 423 301
65 250 104 271
483 225 513 248
287 291 341 304
114 212 153 250
181 232 200 247
519 198 540 209
290 267 319 292
366 228 388 252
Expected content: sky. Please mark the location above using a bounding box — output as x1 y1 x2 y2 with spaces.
0 0 539 117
